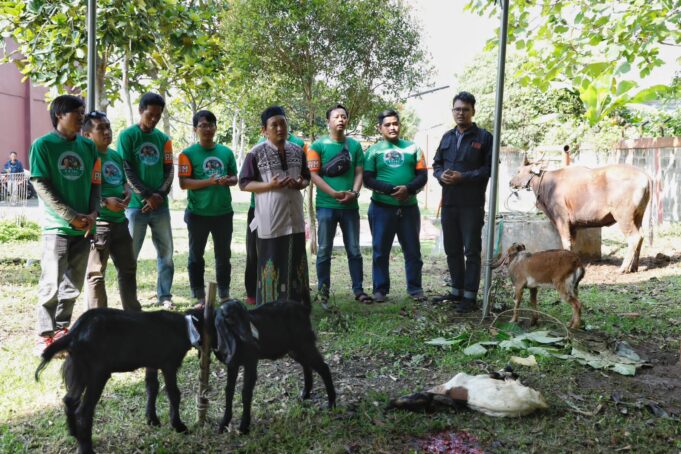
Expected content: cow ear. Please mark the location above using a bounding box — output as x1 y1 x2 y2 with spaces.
530 165 542 175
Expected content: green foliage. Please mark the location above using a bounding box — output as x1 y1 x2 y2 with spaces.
455 51 584 149
465 0 680 127
223 0 431 138
0 218 40 243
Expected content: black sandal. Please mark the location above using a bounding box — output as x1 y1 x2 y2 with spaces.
355 292 374 304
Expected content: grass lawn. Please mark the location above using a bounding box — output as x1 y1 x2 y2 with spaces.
1 208 680 453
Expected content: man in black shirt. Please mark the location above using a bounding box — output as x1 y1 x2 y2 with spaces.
432 92 493 312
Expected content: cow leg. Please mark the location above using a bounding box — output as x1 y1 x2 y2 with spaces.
161 366 187 433
511 286 524 323
529 288 539 326
618 218 643 273
554 221 574 251
219 363 239 434
145 368 161 426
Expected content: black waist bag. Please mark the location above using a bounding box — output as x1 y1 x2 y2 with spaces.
320 142 351 177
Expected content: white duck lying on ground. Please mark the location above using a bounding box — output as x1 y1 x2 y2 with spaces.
388 366 548 417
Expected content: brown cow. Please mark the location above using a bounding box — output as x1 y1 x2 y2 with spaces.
510 157 651 273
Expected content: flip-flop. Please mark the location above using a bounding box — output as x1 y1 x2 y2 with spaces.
355 292 374 304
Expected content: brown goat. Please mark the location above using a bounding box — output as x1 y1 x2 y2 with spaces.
497 243 585 329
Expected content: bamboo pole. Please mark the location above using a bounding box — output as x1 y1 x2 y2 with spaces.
197 282 216 425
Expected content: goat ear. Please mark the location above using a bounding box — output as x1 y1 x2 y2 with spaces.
214 310 237 363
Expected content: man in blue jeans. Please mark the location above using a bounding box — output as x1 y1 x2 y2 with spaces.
363 109 428 302
431 92 493 313
118 93 175 309
308 104 370 306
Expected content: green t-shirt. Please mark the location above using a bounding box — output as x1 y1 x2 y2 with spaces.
29 131 100 235
307 136 364 209
98 148 127 223
364 139 426 207
178 143 237 216
250 133 305 209
117 125 172 209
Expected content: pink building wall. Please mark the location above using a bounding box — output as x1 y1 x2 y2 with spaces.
0 38 53 171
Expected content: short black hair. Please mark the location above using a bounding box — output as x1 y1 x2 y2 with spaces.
453 91 476 108
377 109 400 125
326 104 349 120
139 92 166 112
192 110 217 128
49 95 84 128
261 105 286 126
9 151 17 157
82 111 108 134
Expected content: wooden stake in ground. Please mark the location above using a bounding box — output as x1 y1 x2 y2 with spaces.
197 282 216 425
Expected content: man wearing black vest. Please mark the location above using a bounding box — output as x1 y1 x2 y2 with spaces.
432 92 493 313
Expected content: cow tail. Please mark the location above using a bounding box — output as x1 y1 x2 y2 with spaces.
647 177 654 247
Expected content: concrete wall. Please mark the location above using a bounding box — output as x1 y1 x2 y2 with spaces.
0 38 52 170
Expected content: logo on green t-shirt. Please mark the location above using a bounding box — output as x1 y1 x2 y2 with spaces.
102 160 124 186
138 142 160 165
58 152 85 180
383 150 404 168
203 157 224 176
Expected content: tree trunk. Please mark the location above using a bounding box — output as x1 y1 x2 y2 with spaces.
121 51 134 124
303 79 318 254
95 49 108 112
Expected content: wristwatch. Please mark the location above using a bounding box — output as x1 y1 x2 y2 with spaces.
349 190 360 199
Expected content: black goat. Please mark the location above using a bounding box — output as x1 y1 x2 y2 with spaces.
35 308 203 454
214 300 336 434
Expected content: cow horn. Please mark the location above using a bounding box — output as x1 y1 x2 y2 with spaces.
522 153 529 166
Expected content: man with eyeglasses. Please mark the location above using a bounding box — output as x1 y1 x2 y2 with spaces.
82 111 141 312
118 92 175 309
178 110 238 309
431 91 493 313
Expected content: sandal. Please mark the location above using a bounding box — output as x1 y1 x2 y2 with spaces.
354 292 374 304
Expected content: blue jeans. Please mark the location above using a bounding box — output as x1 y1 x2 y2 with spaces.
367 201 423 296
316 207 364 296
185 211 233 300
126 206 174 303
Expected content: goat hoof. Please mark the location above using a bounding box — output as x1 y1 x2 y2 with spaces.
173 422 188 433
238 425 250 435
217 425 226 434
147 416 161 427
301 392 311 400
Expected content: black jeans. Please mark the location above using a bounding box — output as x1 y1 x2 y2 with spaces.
441 205 485 301
185 211 234 300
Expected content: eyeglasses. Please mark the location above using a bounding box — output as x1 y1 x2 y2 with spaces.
452 107 472 114
85 110 107 119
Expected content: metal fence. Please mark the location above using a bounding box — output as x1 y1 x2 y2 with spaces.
0 172 36 223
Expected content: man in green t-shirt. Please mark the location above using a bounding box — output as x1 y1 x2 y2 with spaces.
178 110 238 308
307 104 370 306
244 131 305 306
30 95 101 354
118 93 175 309
364 109 428 303
82 111 141 312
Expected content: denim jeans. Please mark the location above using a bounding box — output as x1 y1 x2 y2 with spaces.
86 219 141 311
185 211 233 300
315 207 364 296
126 206 174 303
367 201 423 296
441 205 485 300
36 234 90 336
